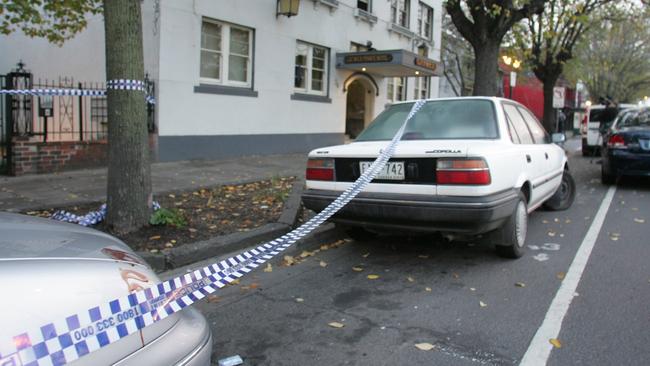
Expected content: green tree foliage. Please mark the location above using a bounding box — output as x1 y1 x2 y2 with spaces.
0 0 102 45
444 0 548 96
565 8 650 103
511 0 617 132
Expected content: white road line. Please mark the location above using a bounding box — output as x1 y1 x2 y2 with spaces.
520 186 617 366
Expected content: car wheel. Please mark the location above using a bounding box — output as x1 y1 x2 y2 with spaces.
601 164 616 185
494 193 528 259
543 170 576 211
336 224 377 242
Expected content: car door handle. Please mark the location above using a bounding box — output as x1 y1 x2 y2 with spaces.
526 154 532 163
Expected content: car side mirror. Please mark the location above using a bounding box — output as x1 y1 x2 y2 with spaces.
551 133 566 144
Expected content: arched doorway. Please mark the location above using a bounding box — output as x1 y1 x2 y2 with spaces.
345 74 376 139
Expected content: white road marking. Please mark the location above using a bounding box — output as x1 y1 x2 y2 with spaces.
520 186 617 366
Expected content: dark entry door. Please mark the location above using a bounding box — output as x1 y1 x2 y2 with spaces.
345 80 366 139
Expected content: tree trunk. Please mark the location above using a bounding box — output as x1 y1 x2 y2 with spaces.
541 73 561 133
472 41 500 96
104 0 152 233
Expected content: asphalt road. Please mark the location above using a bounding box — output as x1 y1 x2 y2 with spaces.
184 139 649 366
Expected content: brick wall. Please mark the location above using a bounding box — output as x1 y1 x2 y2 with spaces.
11 137 108 175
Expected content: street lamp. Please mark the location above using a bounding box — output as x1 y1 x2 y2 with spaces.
502 55 521 99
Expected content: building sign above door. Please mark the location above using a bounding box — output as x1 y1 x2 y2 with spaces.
336 49 442 77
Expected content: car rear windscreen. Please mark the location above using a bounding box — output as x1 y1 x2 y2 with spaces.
355 100 498 141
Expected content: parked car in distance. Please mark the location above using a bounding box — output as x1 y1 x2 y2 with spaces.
601 107 650 184
0 212 212 366
581 103 635 156
302 97 575 258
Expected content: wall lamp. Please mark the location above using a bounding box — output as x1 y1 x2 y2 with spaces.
277 0 300 18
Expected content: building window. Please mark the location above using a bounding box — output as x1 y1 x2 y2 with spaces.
418 2 433 40
295 41 329 95
200 18 253 87
357 0 370 12
414 77 430 99
387 77 406 102
391 0 410 28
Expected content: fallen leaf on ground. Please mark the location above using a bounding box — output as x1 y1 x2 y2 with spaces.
320 261 328 268
320 244 330 251
414 343 436 351
249 283 259 289
283 255 295 266
479 301 487 308
542 219 549 224
547 231 556 237
295 298 304 303
470 287 476 291
407 276 415 282
188 228 197 233
634 218 645 223
328 322 345 328
264 263 273 272
352 266 364 272
367 274 379 280
565 219 572 224
149 235 161 240
557 272 566 280
300 251 314 258
425 287 432 292
452 273 460 279
229 279 240 285
362 253 370 258
207 295 220 303
549 338 562 348
515 282 526 288
168 194 176 198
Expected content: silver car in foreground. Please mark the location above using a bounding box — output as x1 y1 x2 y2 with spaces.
0 212 212 365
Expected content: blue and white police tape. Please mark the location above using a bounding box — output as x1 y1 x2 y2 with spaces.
0 79 155 104
0 100 426 366
51 202 161 227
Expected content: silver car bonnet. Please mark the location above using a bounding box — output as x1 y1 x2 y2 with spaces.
0 212 181 365
0 212 138 261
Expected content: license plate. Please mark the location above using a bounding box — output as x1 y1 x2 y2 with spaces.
360 161 404 180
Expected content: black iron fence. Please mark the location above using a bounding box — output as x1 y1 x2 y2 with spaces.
0 63 155 174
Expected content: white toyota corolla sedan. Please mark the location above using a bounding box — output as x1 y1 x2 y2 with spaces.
302 97 575 258
0 212 212 365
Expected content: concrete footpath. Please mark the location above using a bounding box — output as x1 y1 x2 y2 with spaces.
0 153 307 212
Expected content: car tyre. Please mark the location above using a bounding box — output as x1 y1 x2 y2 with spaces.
601 165 616 185
494 192 528 259
543 170 576 211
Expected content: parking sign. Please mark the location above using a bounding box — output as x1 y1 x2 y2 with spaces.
553 87 565 108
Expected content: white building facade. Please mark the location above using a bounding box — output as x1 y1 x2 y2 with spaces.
1 0 443 162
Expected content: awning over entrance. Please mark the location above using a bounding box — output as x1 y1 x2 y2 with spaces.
335 49 442 77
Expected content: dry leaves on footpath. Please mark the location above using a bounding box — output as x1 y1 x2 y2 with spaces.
328 322 345 329
414 343 436 351
549 338 562 348
367 274 380 280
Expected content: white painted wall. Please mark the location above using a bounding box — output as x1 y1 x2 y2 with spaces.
157 0 442 137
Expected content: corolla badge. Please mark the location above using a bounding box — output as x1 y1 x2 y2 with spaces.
426 149 462 154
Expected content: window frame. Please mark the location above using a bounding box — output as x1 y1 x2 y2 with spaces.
199 18 254 88
387 77 407 103
417 2 433 40
414 76 430 100
517 106 550 144
294 41 329 97
391 0 410 28
357 0 371 12
502 103 534 144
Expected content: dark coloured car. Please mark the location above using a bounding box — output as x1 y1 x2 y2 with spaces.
601 107 650 184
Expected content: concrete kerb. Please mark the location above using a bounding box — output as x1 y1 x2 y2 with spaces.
139 179 324 272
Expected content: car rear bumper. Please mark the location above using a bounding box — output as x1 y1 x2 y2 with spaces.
604 149 650 177
302 188 519 234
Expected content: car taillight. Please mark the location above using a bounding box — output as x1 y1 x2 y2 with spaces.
306 158 335 181
607 134 627 149
436 158 491 185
